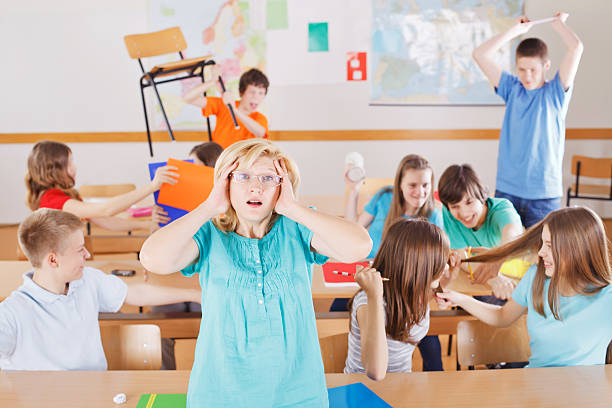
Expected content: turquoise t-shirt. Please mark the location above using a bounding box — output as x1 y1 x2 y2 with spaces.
495 71 572 199
512 265 612 367
181 216 329 407
442 197 521 249
364 187 443 258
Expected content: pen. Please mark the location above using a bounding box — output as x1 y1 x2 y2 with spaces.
466 246 474 281
331 270 390 281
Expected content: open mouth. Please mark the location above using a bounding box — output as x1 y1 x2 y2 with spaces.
246 200 263 208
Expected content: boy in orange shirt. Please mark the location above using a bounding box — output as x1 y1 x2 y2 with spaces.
184 66 269 148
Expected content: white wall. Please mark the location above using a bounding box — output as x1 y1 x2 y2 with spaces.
1 0 611 223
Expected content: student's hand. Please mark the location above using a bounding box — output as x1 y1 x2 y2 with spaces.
552 11 569 29
343 165 364 192
222 90 235 106
354 265 383 300
273 159 299 216
204 161 238 215
151 205 170 226
488 274 516 300
436 289 466 309
510 15 533 36
449 250 464 269
472 261 500 285
151 165 179 190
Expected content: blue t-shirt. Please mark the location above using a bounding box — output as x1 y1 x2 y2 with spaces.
512 265 612 367
442 197 521 249
181 215 329 408
364 187 443 258
495 71 573 199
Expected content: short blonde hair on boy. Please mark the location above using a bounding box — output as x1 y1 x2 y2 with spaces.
18 209 84 268
213 139 300 232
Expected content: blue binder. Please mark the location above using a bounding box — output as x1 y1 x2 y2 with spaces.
327 382 392 407
148 160 192 227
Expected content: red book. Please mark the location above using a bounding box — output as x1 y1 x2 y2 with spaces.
322 262 369 287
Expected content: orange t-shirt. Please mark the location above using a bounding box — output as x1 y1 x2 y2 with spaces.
202 97 268 149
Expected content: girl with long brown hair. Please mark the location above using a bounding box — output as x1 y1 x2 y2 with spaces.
438 207 612 367
344 218 450 379
25 140 177 232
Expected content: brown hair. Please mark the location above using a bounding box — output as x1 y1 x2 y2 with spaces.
349 219 450 343
516 38 548 60
239 68 269 95
18 208 84 268
467 207 611 320
382 154 435 237
212 139 299 232
438 164 488 208
190 142 223 167
25 141 81 210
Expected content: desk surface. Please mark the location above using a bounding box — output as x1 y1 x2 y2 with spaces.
1 366 611 408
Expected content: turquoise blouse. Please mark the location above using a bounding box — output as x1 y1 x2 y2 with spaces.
181 215 329 407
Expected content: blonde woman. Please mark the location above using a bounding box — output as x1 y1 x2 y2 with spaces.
140 139 372 407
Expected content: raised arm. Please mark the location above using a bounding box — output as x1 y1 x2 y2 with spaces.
437 290 526 327
343 168 374 228
183 65 223 108
473 16 533 88
61 165 178 219
274 160 372 262
551 12 584 90
139 162 237 275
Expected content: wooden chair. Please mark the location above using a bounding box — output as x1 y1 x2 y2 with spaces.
345 177 394 214
174 338 197 370
319 332 349 373
100 324 162 370
456 316 530 370
124 26 214 156
566 155 612 207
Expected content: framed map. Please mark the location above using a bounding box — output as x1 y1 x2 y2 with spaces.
370 0 524 105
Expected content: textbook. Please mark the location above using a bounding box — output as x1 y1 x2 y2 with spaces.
136 393 186 408
157 158 215 212
148 160 190 227
328 382 392 407
322 262 369 287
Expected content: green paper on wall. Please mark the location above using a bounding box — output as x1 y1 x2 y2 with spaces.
308 22 328 52
267 0 288 30
136 394 186 408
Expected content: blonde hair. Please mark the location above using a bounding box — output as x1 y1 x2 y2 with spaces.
468 207 611 320
25 140 81 210
18 208 84 268
212 139 300 232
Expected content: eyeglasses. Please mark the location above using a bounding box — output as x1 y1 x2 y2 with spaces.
231 171 282 188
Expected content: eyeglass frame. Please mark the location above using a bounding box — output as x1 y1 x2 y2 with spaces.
230 171 283 188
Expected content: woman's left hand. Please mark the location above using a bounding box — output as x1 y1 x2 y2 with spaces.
273 159 298 216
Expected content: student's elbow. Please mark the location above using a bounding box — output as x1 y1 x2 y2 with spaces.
573 40 584 55
366 368 387 382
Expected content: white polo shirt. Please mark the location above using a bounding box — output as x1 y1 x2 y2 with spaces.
0 267 127 370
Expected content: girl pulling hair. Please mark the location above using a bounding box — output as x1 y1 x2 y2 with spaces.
25 140 177 232
438 207 612 367
344 218 450 379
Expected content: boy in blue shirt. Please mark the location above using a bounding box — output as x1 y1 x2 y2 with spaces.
473 12 583 227
0 209 201 370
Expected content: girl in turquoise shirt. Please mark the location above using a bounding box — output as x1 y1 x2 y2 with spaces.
438 207 612 367
140 139 372 407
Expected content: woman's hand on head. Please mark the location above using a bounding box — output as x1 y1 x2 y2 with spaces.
151 165 179 190
204 161 238 215
273 159 298 216
354 265 383 300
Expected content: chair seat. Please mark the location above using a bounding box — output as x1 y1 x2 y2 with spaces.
569 184 611 197
149 55 212 76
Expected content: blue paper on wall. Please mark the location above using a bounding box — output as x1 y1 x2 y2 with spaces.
328 383 392 408
148 160 192 227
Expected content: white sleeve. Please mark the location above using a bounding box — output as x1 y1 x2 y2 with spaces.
87 269 128 313
0 301 18 359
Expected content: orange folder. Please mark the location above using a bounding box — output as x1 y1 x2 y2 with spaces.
157 158 215 211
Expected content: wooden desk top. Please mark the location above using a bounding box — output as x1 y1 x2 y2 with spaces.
1 366 610 408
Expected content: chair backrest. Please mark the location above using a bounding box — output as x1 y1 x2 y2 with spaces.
100 324 162 370
457 315 530 367
346 178 394 214
571 156 612 179
319 332 349 373
79 184 136 199
124 27 187 59
174 338 197 370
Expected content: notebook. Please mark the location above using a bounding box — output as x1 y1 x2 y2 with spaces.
328 383 392 407
321 262 369 287
148 160 190 227
135 393 186 408
157 158 215 212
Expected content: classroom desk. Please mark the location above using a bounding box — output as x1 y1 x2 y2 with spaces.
1 366 611 408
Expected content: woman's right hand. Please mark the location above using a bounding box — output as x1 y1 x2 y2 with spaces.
354 265 383 299
151 165 179 190
203 161 238 215
344 165 364 192
510 15 533 36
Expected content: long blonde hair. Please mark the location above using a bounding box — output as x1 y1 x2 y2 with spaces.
382 154 435 237
468 207 611 320
25 141 81 210
349 219 449 343
212 139 300 232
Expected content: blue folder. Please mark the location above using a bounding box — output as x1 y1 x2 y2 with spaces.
148 160 192 227
327 382 392 407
